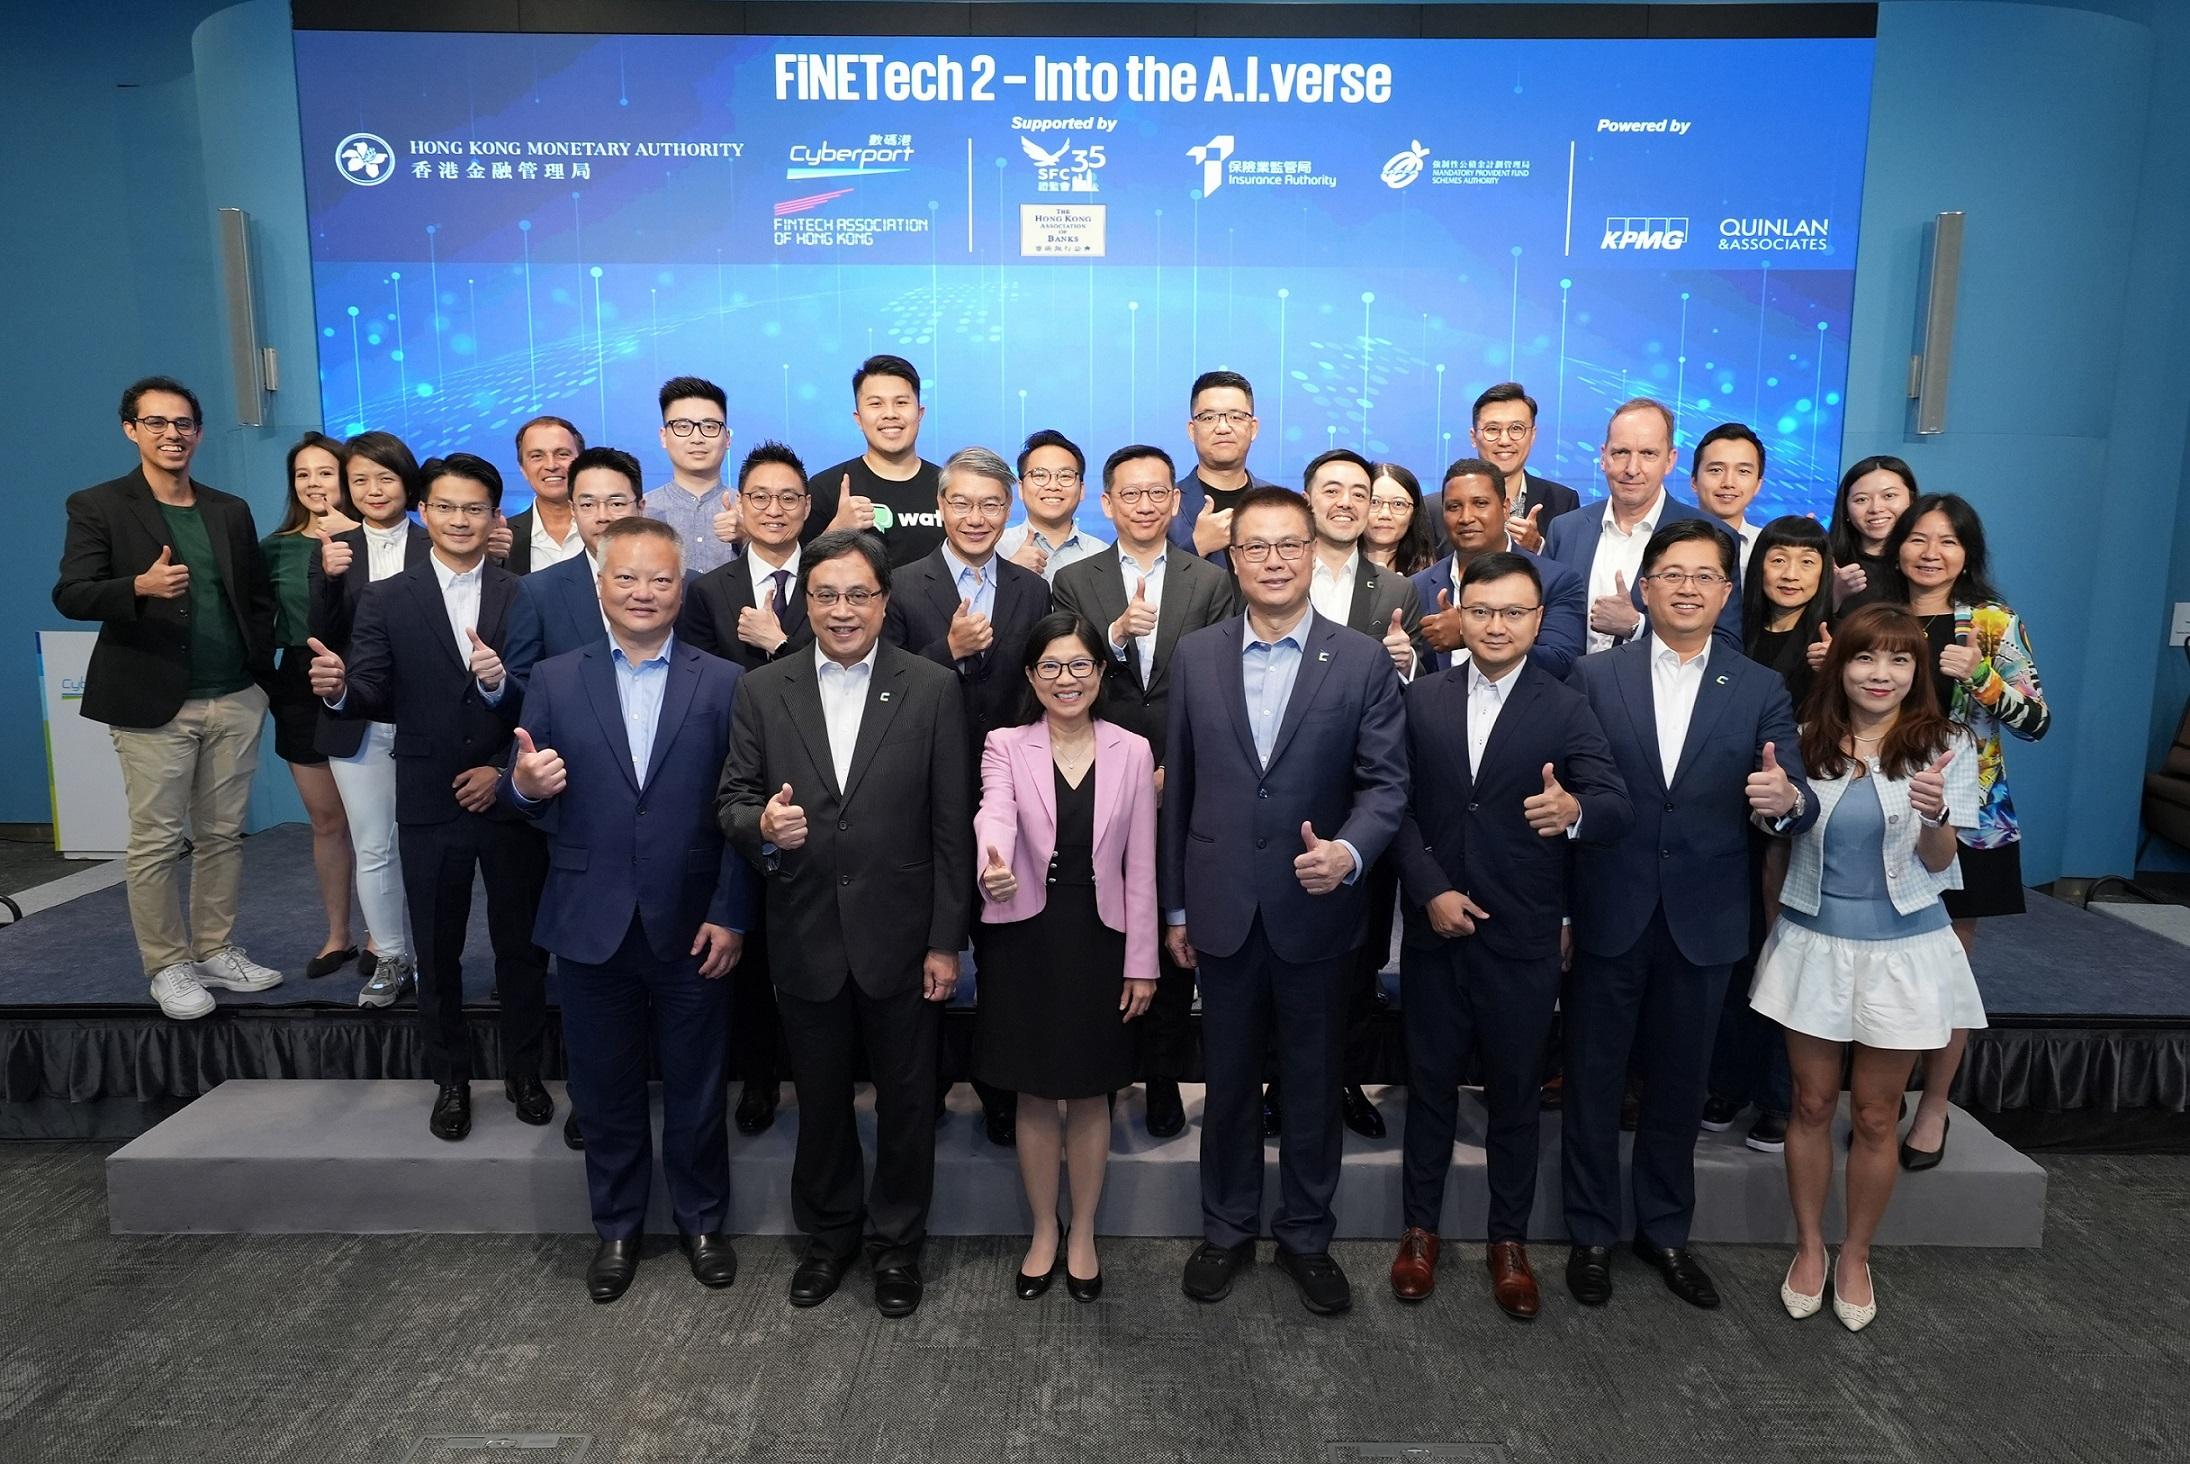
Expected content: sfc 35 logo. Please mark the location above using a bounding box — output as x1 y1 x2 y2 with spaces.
1601 215 1688 251
1020 135 1107 194
336 132 396 186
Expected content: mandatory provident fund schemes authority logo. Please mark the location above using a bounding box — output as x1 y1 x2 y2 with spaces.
337 132 396 186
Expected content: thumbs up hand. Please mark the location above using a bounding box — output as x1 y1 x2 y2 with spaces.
305 635 347 700
1938 627 1982 682
760 782 807 849
1293 819 1356 895
1381 607 1415 678
135 544 191 600
1506 502 1546 552
712 489 742 546
1421 585 1465 653
486 513 513 561
1112 576 1158 650
1590 569 1641 637
980 843 1018 903
510 725 567 801
947 596 994 660
827 474 876 533
736 581 788 654
318 528 354 577
1522 760 1581 837
1192 497 1234 557
1831 559 1868 609
1746 739 1798 818
1007 535 1049 574
1805 620 1833 670
465 627 505 691
1909 748 1955 824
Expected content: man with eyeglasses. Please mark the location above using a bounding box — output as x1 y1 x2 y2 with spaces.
1052 444 1240 1139
1542 398 1740 655
1470 382 1580 552
1559 518 1814 1314
883 445 1049 1146
1688 422 1769 574
1387 551 1630 1317
804 354 945 568
54 375 282 1020
643 375 743 577
1170 370 1280 562
308 453 553 1144
1164 487 1409 1316
501 415 586 574
718 530 972 1319
1412 457 1588 678
996 429 1106 581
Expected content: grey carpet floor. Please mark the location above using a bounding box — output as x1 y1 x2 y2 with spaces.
0 1145 2185 1464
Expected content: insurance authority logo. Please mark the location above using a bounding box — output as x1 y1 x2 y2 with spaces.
336 132 395 186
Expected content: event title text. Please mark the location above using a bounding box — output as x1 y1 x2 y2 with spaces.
774 51 1394 105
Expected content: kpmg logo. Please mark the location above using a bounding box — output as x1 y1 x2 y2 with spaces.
1380 141 1430 190
1187 135 1235 195
336 132 395 186
1600 215 1689 251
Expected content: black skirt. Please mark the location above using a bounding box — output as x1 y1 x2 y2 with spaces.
267 647 328 767
1942 839 2025 920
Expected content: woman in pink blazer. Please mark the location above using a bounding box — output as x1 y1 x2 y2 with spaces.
973 611 1159 1303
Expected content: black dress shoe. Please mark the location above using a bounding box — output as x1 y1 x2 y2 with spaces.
874 1263 925 1318
1262 1082 1283 1137
1065 1266 1103 1303
563 1110 584 1151
735 1081 779 1136
788 1252 852 1308
303 945 359 980
505 1074 554 1126
1144 1079 1186 1139
1274 1248 1352 1315
1565 1244 1613 1306
1630 1239 1720 1309
429 1084 471 1142
679 1232 738 1288
1699 1094 1744 1132
1181 1239 1255 1302
587 1237 641 1303
1901 1112 1950 1172
983 1098 1017 1148
1340 1085 1386 1139
1015 1252 1060 1300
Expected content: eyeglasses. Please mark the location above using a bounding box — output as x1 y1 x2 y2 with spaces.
1644 570 1730 589
808 587 880 607
943 497 1011 517
571 495 635 513
1022 469 1081 487
1232 537 1311 563
740 491 808 510
130 415 199 436
1190 410 1255 428
665 418 727 439
1475 422 1531 441
1369 497 1414 516
1108 486 1174 507
424 500 493 519
1033 657 1100 681
1460 605 1542 625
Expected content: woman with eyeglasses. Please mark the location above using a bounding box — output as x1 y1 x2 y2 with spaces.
1748 604 1984 1330
972 611 1159 1303
1826 456 1917 608
1365 463 1436 577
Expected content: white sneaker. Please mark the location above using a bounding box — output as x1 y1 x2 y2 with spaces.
194 945 285 993
149 962 215 1020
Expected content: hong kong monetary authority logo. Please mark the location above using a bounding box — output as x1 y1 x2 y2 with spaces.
336 132 395 186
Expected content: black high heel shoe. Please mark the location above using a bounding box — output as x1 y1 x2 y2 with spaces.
1016 1229 1062 1300
1900 1112 1950 1172
1064 1227 1102 1303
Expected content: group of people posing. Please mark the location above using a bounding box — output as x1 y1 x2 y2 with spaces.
54 357 2048 1330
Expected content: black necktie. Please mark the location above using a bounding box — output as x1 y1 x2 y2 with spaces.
770 568 804 642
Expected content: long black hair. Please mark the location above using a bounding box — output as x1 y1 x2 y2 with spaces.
1827 455 1917 565
1741 515 1834 655
1015 611 1110 725
1882 492 2003 608
1369 462 1436 576
273 431 351 535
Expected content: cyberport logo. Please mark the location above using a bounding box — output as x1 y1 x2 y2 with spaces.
1601 215 1689 251
786 137 915 180
60 676 86 703
1020 135 1106 194
336 132 396 186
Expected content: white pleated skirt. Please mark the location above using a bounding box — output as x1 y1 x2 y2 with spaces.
1749 919 1988 1051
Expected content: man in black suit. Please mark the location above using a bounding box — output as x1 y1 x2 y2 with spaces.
1471 382 1581 552
308 453 552 1143
719 530 972 1319
1052 444 1239 1139
881 445 1047 1146
1388 552 1631 1318
1162 488 1410 1316
497 415 585 574
52 376 282 1020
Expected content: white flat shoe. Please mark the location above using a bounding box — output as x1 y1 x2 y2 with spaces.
1830 1254 1878 1332
1780 1253 1825 1319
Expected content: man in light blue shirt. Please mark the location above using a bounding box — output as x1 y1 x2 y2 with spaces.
997 429 1107 581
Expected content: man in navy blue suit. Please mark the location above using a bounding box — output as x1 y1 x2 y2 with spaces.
1161 487 1410 1316
1541 399 1740 654
1389 552 1631 1319
501 517 750 1304
1469 382 1581 552
1412 457 1587 679
504 446 646 672
1560 519 1817 1311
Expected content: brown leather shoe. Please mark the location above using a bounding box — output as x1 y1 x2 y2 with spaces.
1390 1227 1440 1301
1486 1241 1540 1320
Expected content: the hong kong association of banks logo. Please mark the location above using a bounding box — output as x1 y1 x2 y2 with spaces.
336 132 395 186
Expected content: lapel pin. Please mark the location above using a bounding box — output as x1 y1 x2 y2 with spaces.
878 692 892 702
1317 651 1331 662
1715 674 1729 685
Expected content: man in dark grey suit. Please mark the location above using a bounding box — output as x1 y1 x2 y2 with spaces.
718 530 971 1320
1052 444 1239 1139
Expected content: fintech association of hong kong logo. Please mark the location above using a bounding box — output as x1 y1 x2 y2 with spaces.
336 132 395 186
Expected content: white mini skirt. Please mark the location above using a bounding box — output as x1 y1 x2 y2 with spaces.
1749 919 1988 1051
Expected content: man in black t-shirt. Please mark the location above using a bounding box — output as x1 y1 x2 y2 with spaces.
802 354 944 568
1167 369 1278 565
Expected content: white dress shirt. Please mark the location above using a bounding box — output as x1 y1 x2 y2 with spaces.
814 641 877 789
529 509 582 569
362 520 409 582
1308 546 1361 625
1585 490 1666 653
1114 544 1169 675
1466 659 1524 778
1649 633 1710 786
1724 517 1759 574
430 553 485 663
746 544 802 610
999 522 1106 582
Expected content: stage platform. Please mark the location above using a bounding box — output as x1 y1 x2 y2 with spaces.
107 1079 2046 1246
7 825 2187 1147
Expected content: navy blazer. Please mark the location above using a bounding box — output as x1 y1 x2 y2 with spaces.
1167 468 1279 564
504 552 602 677
1514 470 1581 527
1391 662 1631 962
328 558 539 825
882 547 1050 761
1541 494 1743 650
1159 610 1410 965
499 640 751 965
1410 547 1587 679
307 520 433 758
1565 639 1816 967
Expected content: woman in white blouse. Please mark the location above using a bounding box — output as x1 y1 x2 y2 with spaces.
1748 604 1983 1332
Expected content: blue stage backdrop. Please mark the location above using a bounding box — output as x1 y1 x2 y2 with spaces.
293 30 1873 524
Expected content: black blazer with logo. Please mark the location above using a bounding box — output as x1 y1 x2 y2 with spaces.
1050 545 1240 760
307 520 433 758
